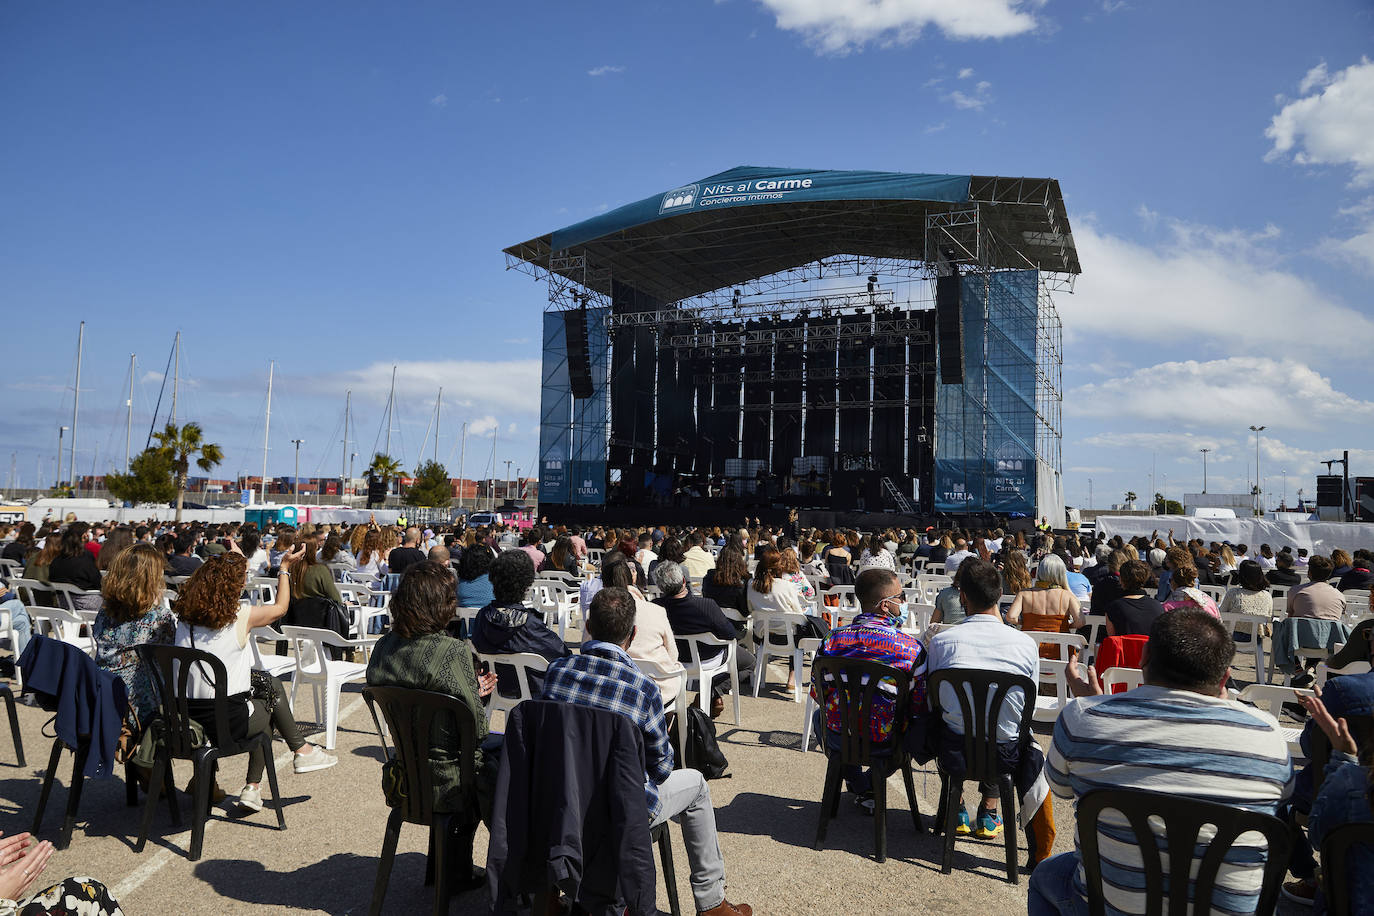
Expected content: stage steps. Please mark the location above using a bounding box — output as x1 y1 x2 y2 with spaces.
880 476 913 513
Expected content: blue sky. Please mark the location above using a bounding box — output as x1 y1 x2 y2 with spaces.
4 1 1373 509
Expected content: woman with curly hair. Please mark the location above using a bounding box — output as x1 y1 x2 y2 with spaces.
95 544 176 754
354 528 389 581
1160 545 1219 617
173 543 336 813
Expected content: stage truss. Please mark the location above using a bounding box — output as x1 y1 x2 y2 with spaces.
510 178 1073 516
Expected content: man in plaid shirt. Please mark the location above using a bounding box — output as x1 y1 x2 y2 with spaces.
542 588 752 916
811 567 929 813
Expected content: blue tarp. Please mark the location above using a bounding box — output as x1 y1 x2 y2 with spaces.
550 166 971 250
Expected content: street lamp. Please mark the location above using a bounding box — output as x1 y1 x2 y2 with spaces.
291 439 304 502
1249 425 1266 516
1199 448 1210 493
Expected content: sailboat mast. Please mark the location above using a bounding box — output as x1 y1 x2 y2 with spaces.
384 365 396 456
458 422 467 511
171 331 180 427
261 360 274 505
125 353 135 472
434 388 442 464
490 425 498 511
71 321 83 494
341 389 350 499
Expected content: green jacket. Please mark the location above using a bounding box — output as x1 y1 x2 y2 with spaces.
365 631 488 813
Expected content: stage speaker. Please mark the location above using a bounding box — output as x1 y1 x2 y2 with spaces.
366 473 387 509
1316 474 1344 507
1356 477 1374 522
565 308 593 399
936 274 963 385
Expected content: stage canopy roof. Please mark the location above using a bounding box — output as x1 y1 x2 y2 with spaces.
504 165 1080 304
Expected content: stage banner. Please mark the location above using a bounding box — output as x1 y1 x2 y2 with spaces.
552 167 971 250
934 456 1035 515
571 461 607 505
539 312 572 504
540 458 568 505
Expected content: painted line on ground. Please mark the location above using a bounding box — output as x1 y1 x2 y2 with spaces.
111 693 367 900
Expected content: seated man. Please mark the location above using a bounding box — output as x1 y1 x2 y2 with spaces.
1031 609 1292 916
653 560 753 717
811 567 928 812
1337 550 1374 593
1288 555 1346 620
542 587 752 916
470 549 570 696
927 559 1055 857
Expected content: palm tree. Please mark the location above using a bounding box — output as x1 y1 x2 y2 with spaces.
1124 490 1138 508
152 421 224 522
368 453 404 499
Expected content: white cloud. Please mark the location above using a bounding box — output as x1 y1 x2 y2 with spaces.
1266 57 1374 185
1081 431 1232 453
1061 215 1374 359
753 0 1040 54
467 416 499 437
1067 357 1374 431
1100 0 1127 12
923 121 947 134
1325 219 1374 274
944 79 992 110
429 93 447 108
588 65 625 77
957 67 975 79
306 360 541 419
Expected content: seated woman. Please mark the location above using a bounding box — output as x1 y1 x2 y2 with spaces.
366 560 499 886
931 563 967 625
748 546 822 691
319 534 355 573
47 522 102 612
455 544 495 610
1160 546 1219 617
1102 559 1165 637
1219 560 1274 634
600 554 684 707
0 830 123 916
545 536 579 578
777 543 817 603
700 548 750 619
470 550 570 697
1007 554 1084 657
354 529 389 582
283 546 347 639
173 544 337 812
93 543 176 768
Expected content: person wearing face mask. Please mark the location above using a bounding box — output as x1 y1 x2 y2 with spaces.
809 568 928 816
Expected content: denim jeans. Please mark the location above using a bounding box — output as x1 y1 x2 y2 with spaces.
1029 852 1089 916
1 599 31 657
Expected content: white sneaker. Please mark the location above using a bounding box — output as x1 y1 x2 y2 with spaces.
238 784 263 812
294 745 338 774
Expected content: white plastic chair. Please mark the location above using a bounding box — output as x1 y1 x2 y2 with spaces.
248 625 298 680
48 582 99 613
9 578 53 607
635 658 689 768
26 605 93 656
1034 658 1071 722
1079 614 1107 665
1237 684 1306 756
1028 632 1086 662
797 637 824 753
1219 612 1267 682
278 625 371 749
679 633 740 725
476 651 549 730
903 601 935 636
1099 666 1143 693
751 610 813 703
1316 658 1372 691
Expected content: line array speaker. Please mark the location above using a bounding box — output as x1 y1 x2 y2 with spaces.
1316 474 1344 507
565 308 593 399
935 274 964 385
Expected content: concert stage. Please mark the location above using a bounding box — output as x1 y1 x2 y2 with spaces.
505 166 1081 525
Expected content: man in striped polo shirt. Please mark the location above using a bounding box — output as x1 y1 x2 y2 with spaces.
1030 608 1292 916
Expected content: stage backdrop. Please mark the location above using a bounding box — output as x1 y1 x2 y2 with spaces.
539 307 610 505
934 270 1039 516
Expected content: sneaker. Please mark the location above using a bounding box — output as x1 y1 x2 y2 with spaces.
237 784 263 812
955 805 972 835
1281 879 1317 905
975 808 1003 839
293 745 338 774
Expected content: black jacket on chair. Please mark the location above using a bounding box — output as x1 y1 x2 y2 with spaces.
18 636 128 778
486 700 656 916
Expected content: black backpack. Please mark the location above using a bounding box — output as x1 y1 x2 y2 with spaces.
674 706 730 780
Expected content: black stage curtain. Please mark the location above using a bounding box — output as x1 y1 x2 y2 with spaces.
609 325 635 467
873 331 907 477
742 323 771 463
804 316 837 460
691 350 713 475
632 327 656 468
908 310 937 510
772 317 803 477
837 314 872 458
709 329 742 473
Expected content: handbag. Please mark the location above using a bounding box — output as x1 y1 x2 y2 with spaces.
250 669 279 712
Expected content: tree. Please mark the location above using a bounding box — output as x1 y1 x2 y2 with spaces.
404 460 453 507
106 447 177 506
1152 493 1184 515
366 453 404 508
1124 491 1138 508
152 422 224 522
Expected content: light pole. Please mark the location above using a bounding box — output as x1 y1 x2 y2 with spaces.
56 426 68 488
349 452 357 498
1249 425 1266 516
1199 448 1210 493
504 460 513 504
291 439 304 502
1281 469 1287 509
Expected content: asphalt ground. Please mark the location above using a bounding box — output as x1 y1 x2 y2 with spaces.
0 644 1311 915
